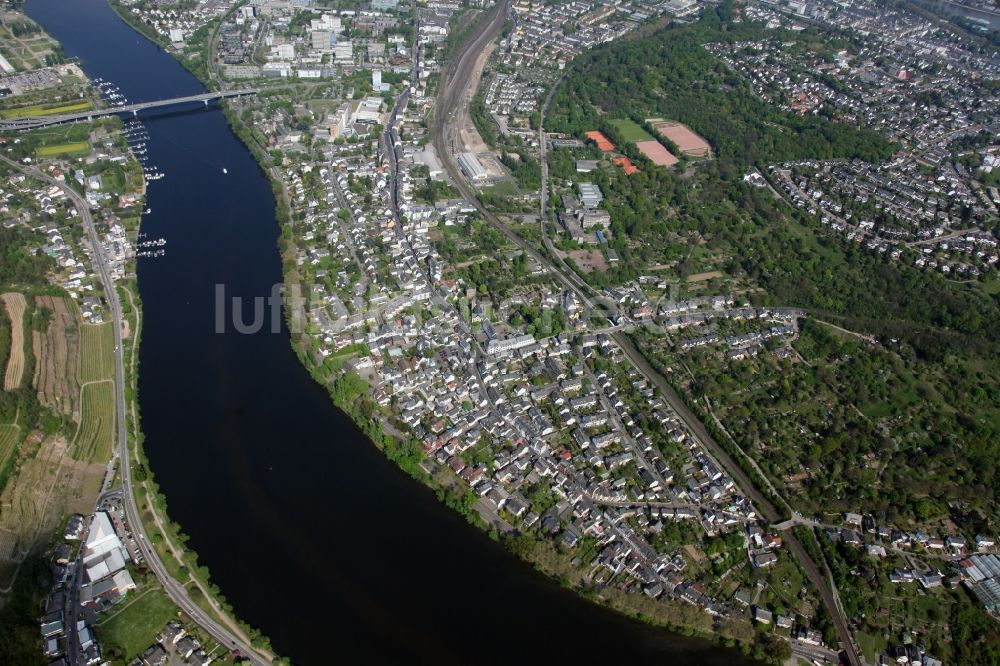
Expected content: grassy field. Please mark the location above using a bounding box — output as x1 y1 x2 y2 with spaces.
78 323 114 384
609 118 654 143
35 142 89 157
97 588 178 661
481 180 518 196
0 100 92 119
73 380 115 464
23 123 90 144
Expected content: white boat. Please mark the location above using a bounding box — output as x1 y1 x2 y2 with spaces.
222 167 228 174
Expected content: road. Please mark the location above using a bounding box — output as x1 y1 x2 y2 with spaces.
431 11 863 665
0 89 258 131
0 154 271 666
613 318 861 666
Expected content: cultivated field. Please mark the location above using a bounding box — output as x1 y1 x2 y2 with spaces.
635 139 679 167
72 380 115 464
0 434 95 589
32 295 80 416
0 100 92 119
0 295 113 585
0 424 20 481
78 322 115 384
1 293 26 391
647 118 712 157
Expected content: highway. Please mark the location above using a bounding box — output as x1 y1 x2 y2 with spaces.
431 8 862 664
0 89 258 131
0 154 271 666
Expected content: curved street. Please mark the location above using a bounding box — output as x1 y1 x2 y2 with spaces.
430 10 862 665
0 154 271 666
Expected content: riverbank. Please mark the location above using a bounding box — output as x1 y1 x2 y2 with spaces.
99 2 781 662
86 4 290 662
14 2 285 662
116 279 277 660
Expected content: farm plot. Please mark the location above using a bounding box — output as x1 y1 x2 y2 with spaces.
0 425 19 459
2 292 26 391
32 295 80 416
0 435 77 589
0 100 93 120
78 322 115 384
72 380 115 464
0 424 20 490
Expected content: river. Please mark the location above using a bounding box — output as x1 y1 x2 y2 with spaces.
25 1 760 663
911 0 1000 30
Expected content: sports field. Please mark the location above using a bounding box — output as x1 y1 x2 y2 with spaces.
635 139 679 167
647 118 712 157
609 118 653 143
584 130 616 152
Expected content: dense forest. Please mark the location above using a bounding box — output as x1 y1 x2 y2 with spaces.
546 5 896 167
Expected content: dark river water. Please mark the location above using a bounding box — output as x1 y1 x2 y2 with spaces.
912 0 1000 30
25 1 760 663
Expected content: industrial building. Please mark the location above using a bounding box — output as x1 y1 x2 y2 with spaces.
458 152 488 182
578 182 604 208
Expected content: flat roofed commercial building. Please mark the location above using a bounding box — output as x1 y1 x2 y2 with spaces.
579 182 603 208
458 152 488 182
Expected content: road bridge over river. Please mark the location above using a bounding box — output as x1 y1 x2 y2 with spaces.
0 89 258 131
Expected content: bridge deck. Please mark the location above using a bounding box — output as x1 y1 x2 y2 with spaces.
0 88 258 131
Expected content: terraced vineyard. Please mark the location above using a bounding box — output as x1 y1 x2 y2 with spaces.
1 293 26 391
72 380 115 464
0 435 82 589
0 423 21 490
78 322 115 383
31 295 80 416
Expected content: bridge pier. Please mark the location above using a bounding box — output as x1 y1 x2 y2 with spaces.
0 89 258 131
